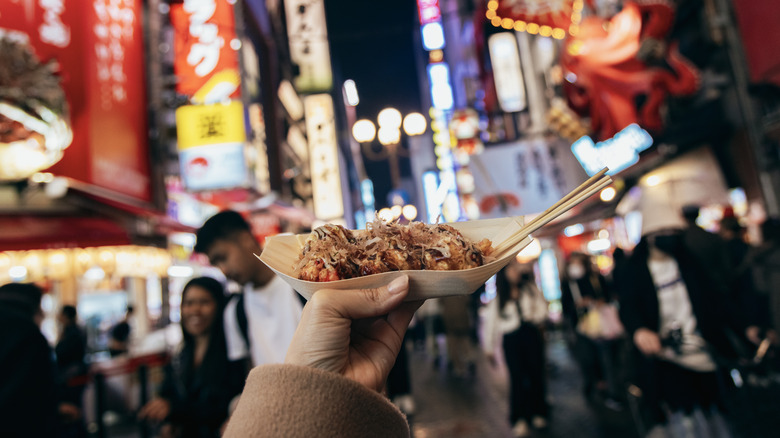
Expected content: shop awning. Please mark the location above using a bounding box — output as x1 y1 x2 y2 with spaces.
65 178 195 234
0 216 131 251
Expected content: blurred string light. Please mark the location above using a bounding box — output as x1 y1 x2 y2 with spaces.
485 0 583 38
563 223 584 237
378 208 394 222
8 266 27 282
421 22 445 50
377 127 401 145
402 113 427 136
402 205 418 221
378 108 402 129
343 79 359 106
587 238 611 253
352 119 376 143
83 266 105 281
645 174 662 187
31 172 54 183
600 186 616 202
167 265 194 278
427 64 454 110
377 205 419 222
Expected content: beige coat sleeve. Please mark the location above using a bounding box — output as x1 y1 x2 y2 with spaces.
223 364 410 438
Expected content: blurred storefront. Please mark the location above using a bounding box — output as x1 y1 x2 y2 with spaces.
0 1 180 353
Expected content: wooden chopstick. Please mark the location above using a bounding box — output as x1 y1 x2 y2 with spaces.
521 176 612 236
523 167 609 230
492 171 612 256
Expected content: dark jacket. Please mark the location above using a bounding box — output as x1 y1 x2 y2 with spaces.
618 235 748 360
561 271 612 327
159 342 245 438
56 324 87 372
0 306 59 437
56 323 88 407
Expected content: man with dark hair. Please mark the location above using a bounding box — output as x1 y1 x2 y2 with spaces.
0 283 59 436
680 204 732 287
56 305 86 372
196 210 303 367
109 305 134 356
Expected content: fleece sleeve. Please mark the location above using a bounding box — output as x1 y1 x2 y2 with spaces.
223 364 409 438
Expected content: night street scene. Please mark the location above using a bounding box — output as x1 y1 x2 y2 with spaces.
1 0 780 437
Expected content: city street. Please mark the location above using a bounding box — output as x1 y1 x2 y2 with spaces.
408 332 638 438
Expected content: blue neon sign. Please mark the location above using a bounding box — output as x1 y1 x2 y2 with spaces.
571 124 653 176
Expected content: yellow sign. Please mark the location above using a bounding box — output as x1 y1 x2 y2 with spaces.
175 101 246 150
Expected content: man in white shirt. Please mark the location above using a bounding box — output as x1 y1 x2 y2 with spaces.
195 210 303 367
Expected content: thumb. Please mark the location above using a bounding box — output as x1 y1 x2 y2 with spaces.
314 275 410 320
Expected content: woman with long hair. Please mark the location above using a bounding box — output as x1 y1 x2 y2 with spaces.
484 263 549 437
139 277 244 437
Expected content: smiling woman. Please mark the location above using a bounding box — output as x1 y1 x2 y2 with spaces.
138 277 245 438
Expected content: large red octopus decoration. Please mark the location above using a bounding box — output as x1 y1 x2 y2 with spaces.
561 1 700 141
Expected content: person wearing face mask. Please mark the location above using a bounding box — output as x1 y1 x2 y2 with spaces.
617 190 760 436
560 252 622 406
139 277 244 438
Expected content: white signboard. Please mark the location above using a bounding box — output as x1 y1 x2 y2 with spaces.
179 143 247 191
284 0 333 92
304 94 344 220
469 138 586 218
488 32 527 113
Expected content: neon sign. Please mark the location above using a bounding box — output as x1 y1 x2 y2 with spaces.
571 123 653 176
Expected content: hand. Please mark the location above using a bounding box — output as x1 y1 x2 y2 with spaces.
285 275 422 392
633 328 662 356
159 424 177 438
138 398 171 422
58 403 81 422
746 326 762 345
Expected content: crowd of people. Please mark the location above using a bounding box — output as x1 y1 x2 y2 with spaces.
1 206 779 438
555 209 780 438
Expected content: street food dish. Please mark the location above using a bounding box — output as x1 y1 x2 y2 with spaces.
294 220 495 282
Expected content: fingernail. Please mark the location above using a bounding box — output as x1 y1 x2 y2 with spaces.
387 275 408 295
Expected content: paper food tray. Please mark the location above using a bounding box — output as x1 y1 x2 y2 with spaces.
258 216 533 301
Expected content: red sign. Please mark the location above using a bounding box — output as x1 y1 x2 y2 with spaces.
0 0 152 203
170 0 241 100
417 0 442 25
733 0 780 88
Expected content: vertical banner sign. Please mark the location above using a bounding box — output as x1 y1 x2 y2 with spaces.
0 0 152 202
488 33 527 113
175 101 248 191
284 0 333 93
170 0 241 102
88 0 151 200
304 94 344 220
